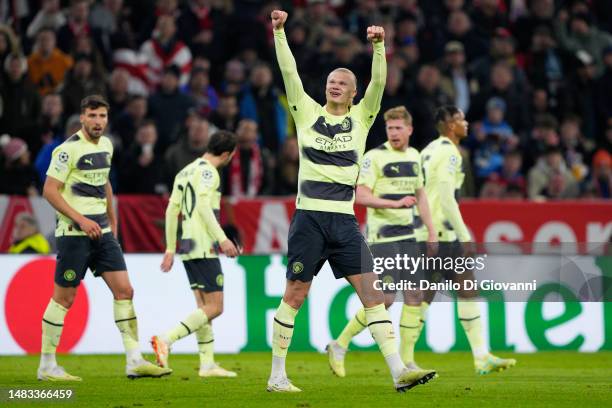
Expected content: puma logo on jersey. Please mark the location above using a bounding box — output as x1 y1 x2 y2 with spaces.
84 158 93 166
390 165 400 173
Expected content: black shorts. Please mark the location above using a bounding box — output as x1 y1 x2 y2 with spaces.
286 210 374 282
371 240 426 293
183 258 223 292
55 233 127 287
426 240 464 283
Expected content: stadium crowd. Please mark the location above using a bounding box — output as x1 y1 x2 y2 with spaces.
0 0 610 200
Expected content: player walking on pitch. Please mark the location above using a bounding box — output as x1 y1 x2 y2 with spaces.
418 105 516 374
151 131 240 377
38 95 171 381
268 10 435 392
326 106 438 377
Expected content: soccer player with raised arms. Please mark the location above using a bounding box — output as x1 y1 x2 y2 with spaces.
38 95 171 381
151 131 239 378
268 10 435 392
418 105 516 374
326 106 438 377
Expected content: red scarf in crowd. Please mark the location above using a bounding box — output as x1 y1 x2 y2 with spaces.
230 146 262 197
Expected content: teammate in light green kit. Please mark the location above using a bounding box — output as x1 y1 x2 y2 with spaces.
327 106 438 378
39 95 171 381
268 10 435 393
151 131 240 378
418 105 516 374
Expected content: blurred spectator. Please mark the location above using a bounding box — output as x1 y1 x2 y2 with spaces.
137 0 181 45
8 212 50 254
106 68 131 123
0 24 20 63
439 41 473 114
29 92 64 156
0 53 41 144
555 10 612 76
480 97 515 140
25 0 66 41
345 0 381 41
61 53 107 116
0 135 38 196
177 0 229 57
524 25 566 116
513 0 555 52
182 66 218 117
56 0 93 54
164 115 209 184
407 64 453 149
584 149 611 198
118 120 166 194
111 94 148 148
148 65 195 152
209 93 240 132
220 59 247 96
479 150 526 199
239 62 288 153
140 14 192 89
470 62 529 137
303 0 333 48
27 28 73 95
72 35 107 78
34 114 81 184
90 0 131 63
275 136 299 195
469 0 509 40
560 51 598 140
223 119 273 197
559 115 592 183
596 46 612 143
444 10 488 62
528 147 579 200
470 28 528 94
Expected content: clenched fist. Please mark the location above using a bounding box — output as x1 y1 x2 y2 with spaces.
271 10 288 30
366 26 385 43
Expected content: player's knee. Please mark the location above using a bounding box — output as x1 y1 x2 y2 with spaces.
210 303 223 319
283 292 306 310
54 294 75 309
115 285 134 300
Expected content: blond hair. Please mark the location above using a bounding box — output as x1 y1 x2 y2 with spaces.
384 106 412 125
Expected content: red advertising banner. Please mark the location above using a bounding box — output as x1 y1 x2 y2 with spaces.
0 196 610 254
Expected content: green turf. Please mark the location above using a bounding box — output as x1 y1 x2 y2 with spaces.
0 352 610 407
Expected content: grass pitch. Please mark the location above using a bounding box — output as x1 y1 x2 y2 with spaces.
0 352 610 407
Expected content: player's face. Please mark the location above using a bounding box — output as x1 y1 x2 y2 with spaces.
80 107 108 140
450 110 468 139
385 118 412 150
325 71 357 107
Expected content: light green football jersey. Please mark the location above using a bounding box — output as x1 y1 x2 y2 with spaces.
359 142 423 244
46 130 113 237
274 29 386 215
168 158 222 260
419 136 466 242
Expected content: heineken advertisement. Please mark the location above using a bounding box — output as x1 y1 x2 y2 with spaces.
1 254 610 355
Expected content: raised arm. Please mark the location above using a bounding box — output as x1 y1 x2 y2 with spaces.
271 10 311 111
361 26 387 116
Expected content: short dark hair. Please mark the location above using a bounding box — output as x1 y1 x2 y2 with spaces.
434 105 461 126
207 131 237 156
80 94 110 113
